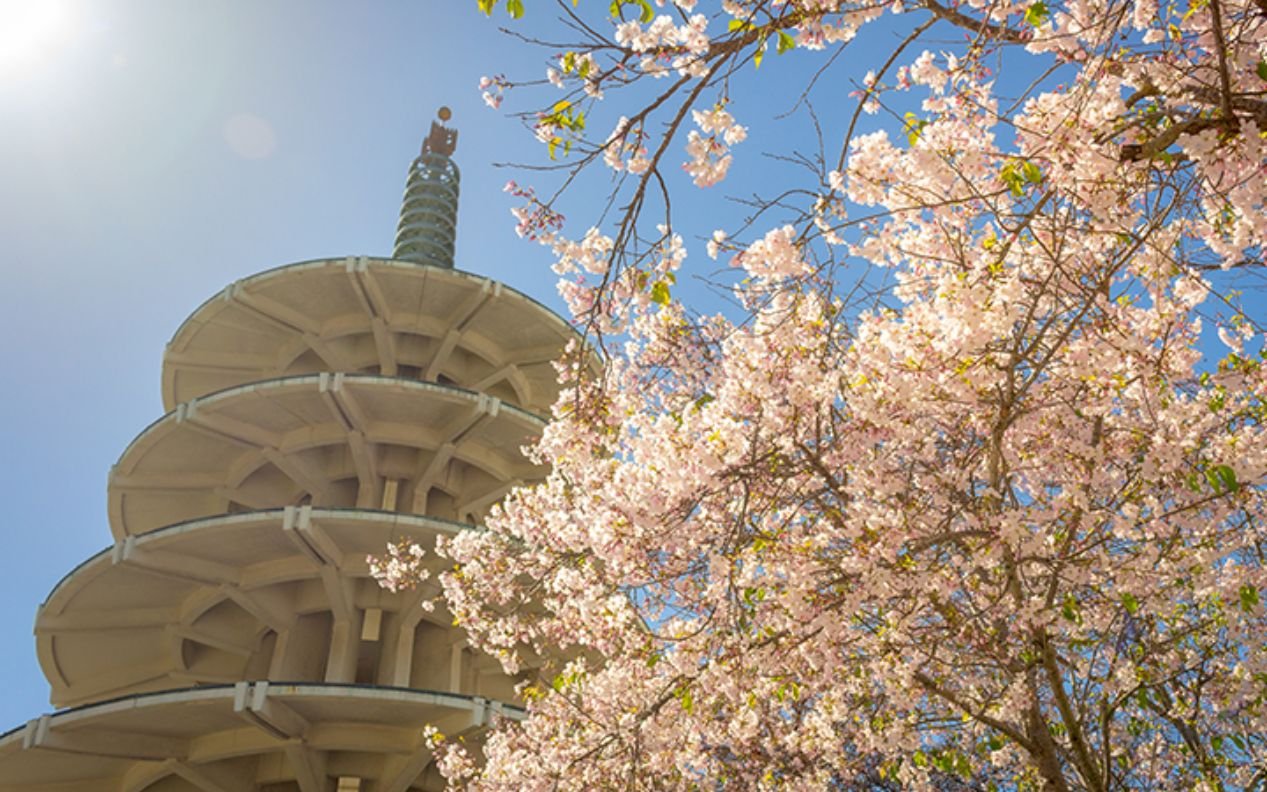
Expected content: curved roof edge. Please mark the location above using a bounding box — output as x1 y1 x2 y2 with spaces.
0 680 524 744
166 256 585 352
114 371 548 474
40 506 482 610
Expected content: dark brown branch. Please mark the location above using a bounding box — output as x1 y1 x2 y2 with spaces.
921 0 1030 43
1206 0 1235 121
913 670 1036 751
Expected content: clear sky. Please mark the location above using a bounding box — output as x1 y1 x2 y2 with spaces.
0 0 573 729
4 0 1259 738
0 0 863 731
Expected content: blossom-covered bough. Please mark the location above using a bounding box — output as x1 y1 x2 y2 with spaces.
378 0 1267 788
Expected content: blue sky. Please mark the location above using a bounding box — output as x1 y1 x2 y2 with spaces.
0 0 861 729
4 0 1259 736
0 0 579 728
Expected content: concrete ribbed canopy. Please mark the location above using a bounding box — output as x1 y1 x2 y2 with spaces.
109 374 546 539
38 509 521 709
0 682 521 791
162 258 586 414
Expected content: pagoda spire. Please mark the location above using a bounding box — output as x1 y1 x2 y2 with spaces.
393 107 460 267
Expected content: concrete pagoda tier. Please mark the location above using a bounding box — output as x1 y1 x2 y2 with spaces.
161 257 575 415
109 374 547 538
0 682 519 792
1 113 575 791
37 508 525 710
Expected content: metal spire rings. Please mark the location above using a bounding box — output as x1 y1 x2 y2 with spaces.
392 108 460 268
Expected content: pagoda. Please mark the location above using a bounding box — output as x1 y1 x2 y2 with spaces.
0 111 575 791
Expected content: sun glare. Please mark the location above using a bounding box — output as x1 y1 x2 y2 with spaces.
0 1 73 76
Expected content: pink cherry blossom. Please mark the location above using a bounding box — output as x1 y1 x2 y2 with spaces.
377 2 1267 788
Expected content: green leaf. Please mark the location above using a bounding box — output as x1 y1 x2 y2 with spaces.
1000 162 1025 197
1022 161 1043 184
675 684 694 712
1257 61 1267 81
609 0 653 23
1206 464 1238 494
506 0 524 18
1239 584 1260 613
1061 593 1081 624
904 112 928 145
753 42 765 70
1024 1 1049 26
1121 592 1139 614
1209 387 1225 412
912 750 928 768
777 30 796 54
650 280 671 305
727 19 752 32
476 0 496 15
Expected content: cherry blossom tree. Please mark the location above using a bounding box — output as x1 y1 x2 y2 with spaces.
377 0 1267 787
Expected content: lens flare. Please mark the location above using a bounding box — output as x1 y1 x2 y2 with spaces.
0 1 73 76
